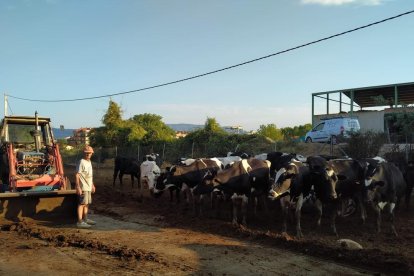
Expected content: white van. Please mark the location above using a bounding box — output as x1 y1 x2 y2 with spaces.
305 117 360 144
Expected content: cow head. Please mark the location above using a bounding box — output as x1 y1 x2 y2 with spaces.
151 172 167 197
363 157 386 187
307 156 338 202
145 153 159 162
268 162 299 200
201 170 220 187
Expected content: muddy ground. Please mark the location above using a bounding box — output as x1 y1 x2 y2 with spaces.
0 160 413 275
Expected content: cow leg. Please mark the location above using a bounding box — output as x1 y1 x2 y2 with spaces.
168 189 174 203
193 193 201 217
371 202 382 234
175 189 181 204
231 197 238 226
118 173 124 190
388 202 398 237
330 201 338 237
280 198 289 234
130 174 135 189
405 182 413 210
181 184 191 212
230 194 242 226
359 196 367 224
210 192 217 214
137 177 145 203
113 170 119 187
253 196 258 217
262 194 270 219
295 195 304 238
200 193 211 217
212 193 224 219
241 195 248 226
167 187 179 204
315 199 323 228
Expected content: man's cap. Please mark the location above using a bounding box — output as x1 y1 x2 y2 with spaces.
83 145 94 153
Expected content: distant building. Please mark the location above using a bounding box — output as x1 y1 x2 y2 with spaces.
224 125 245 134
175 131 188 138
67 127 92 146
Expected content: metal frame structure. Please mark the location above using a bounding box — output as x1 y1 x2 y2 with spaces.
311 82 414 126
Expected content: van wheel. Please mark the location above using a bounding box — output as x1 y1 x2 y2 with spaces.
305 137 312 143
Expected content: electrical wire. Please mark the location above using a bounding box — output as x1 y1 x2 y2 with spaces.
7 9 414 103
5 98 14 115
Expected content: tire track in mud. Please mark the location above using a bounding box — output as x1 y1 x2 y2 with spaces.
0 221 160 263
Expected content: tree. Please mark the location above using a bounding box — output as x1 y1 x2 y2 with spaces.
204 117 225 134
102 100 123 128
94 100 124 146
130 113 175 144
281 124 312 140
257 124 283 141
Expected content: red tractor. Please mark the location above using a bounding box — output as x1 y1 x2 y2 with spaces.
0 112 77 220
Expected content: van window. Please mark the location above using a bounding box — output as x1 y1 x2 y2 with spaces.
314 122 325 131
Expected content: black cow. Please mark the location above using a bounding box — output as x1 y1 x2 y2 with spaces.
365 162 407 236
404 161 414 209
202 158 271 226
307 155 341 236
113 156 140 189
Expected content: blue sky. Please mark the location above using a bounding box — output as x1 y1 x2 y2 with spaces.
0 0 413 131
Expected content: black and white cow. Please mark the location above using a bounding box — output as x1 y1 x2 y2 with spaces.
216 156 242 169
364 161 407 236
138 159 161 200
227 151 251 159
153 158 222 216
113 156 140 188
329 158 369 222
255 151 306 179
268 160 311 238
202 158 271 226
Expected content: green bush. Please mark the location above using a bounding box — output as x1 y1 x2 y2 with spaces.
344 131 387 159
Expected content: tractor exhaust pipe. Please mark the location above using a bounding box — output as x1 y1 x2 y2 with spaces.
33 111 41 152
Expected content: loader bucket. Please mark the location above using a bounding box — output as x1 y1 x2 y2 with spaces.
0 190 77 221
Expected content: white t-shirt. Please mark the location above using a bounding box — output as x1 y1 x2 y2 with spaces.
76 158 93 191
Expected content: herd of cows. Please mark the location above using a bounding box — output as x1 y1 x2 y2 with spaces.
112 151 414 238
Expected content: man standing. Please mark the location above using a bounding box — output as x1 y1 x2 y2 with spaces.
76 145 96 228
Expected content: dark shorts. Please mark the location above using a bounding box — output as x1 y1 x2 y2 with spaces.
78 191 92 205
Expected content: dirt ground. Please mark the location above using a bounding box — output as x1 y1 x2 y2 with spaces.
1 153 414 275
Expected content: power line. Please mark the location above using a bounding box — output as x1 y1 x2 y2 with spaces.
6 98 14 115
7 9 414 103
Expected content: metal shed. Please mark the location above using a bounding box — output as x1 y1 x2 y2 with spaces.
311 82 414 127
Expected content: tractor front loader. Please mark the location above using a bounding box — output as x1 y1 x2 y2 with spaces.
0 112 77 221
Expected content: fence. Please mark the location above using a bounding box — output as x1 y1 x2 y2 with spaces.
61 132 414 168
61 140 284 166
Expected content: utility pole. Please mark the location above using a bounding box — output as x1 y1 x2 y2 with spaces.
4 94 8 117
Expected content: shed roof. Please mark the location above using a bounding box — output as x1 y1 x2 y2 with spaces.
314 82 414 108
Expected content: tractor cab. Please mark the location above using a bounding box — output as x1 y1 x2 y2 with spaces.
0 113 66 192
